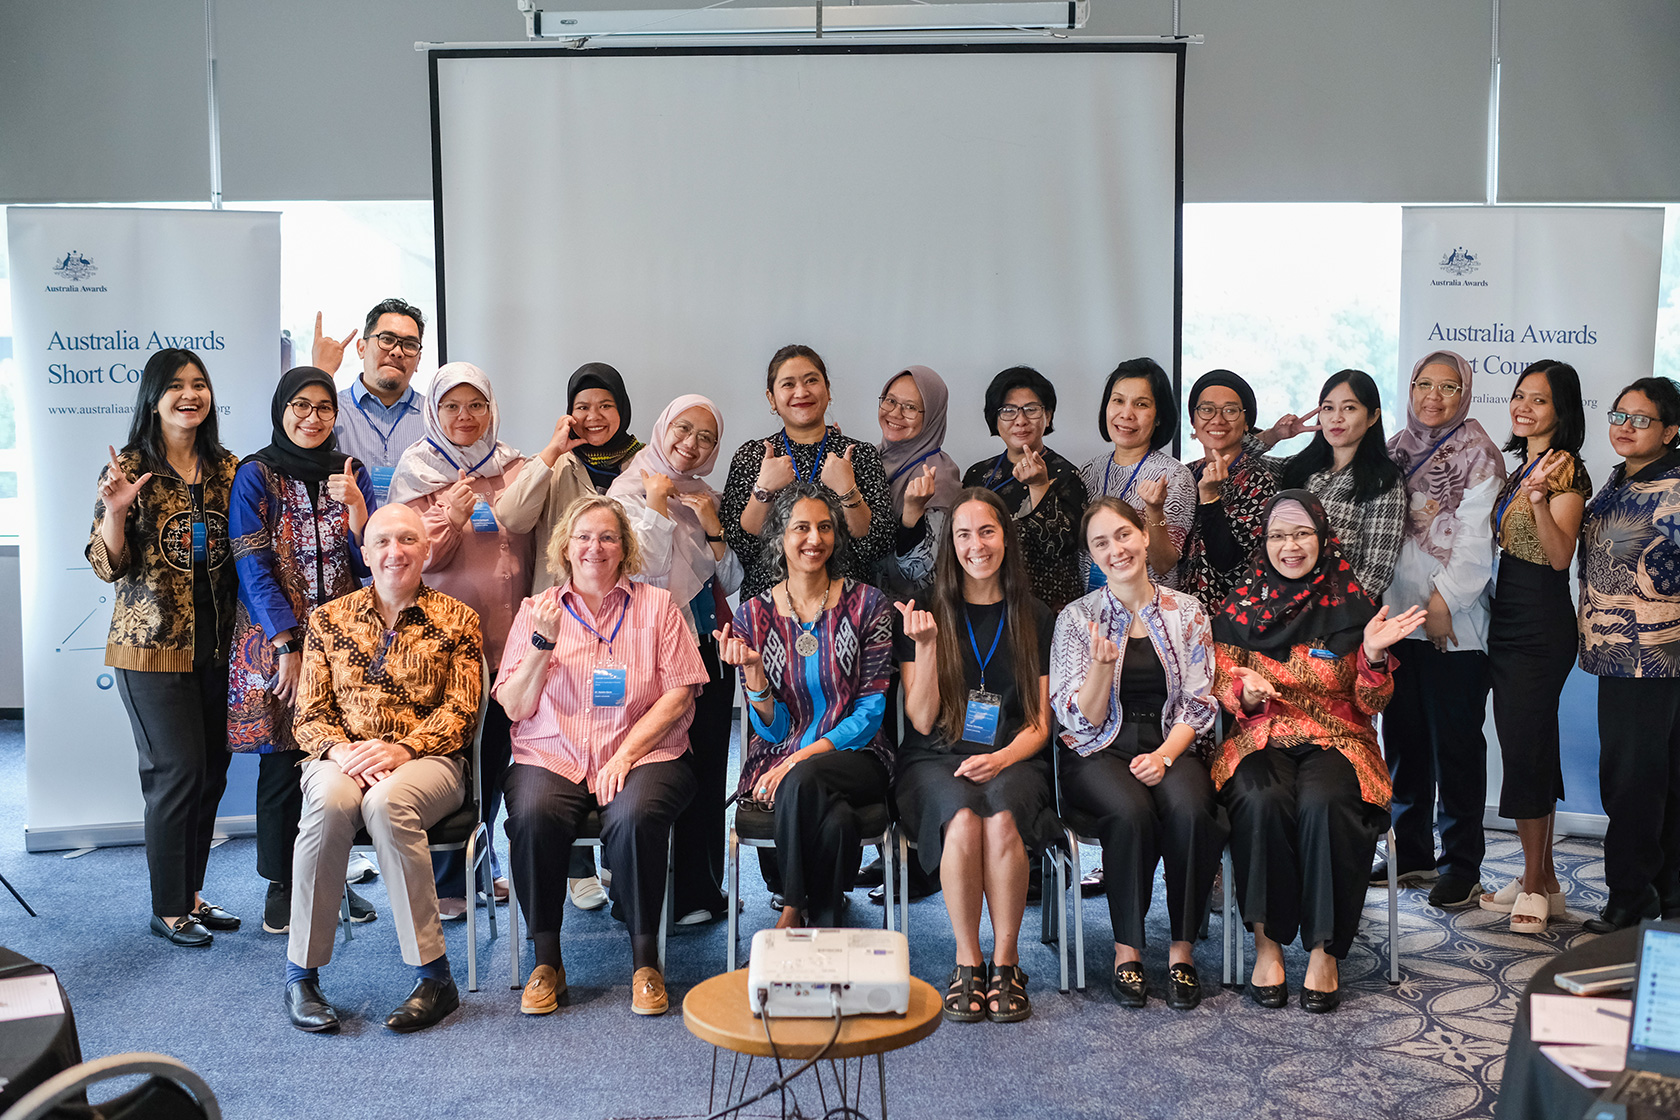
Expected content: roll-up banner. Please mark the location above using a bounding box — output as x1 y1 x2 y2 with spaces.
7 207 280 851
1399 205 1667 833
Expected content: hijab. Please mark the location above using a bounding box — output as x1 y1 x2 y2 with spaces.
877 366 963 520
607 394 726 611
567 362 644 490
386 361 523 505
1213 489 1378 658
241 366 348 484
1187 369 1257 432
1386 350 1506 566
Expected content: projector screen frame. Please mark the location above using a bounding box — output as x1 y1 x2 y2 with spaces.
427 39 1187 452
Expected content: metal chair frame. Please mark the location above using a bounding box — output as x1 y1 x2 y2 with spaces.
0 1053 220 1120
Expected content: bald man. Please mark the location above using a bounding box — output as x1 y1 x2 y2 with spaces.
284 504 484 1034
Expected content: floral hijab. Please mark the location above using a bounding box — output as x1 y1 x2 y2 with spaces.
1387 350 1506 565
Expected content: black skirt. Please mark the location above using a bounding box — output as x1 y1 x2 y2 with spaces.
894 746 1060 877
1488 555 1576 819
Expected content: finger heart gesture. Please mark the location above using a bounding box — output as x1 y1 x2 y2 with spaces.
1087 619 1120 665
1013 447 1048 488
894 599 937 644
1137 476 1167 511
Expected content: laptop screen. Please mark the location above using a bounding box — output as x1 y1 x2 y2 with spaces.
1631 926 1680 1070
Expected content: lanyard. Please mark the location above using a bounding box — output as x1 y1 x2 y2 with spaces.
965 601 1007 691
1494 455 1545 534
983 452 1014 492
1104 453 1149 501
424 437 497 479
781 430 829 486
563 596 627 656
888 448 940 485
353 391 416 455
1404 424 1463 480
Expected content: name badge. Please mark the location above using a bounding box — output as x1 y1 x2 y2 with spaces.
469 500 499 533
962 689 1002 745
370 465 395 505
191 520 207 564
592 665 628 708
1308 647 1338 660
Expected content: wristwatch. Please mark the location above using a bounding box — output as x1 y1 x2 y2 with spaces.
274 639 302 657
705 533 724 543
531 632 556 651
1156 752 1173 768
752 486 773 505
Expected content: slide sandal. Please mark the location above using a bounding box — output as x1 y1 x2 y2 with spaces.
1510 890 1550 934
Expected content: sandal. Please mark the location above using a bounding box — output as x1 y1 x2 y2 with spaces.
1480 878 1567 916
943 964 986 1023
986 962 1031 1023
1510 890 1550 934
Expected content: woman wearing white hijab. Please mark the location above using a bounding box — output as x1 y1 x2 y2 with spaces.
388 361 534 916
608 394 741 922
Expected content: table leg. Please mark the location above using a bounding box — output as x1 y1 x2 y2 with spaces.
878 1051 888 1120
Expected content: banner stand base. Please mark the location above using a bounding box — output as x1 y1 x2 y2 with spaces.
24 814 257 854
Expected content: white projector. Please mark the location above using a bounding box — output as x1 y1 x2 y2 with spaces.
746 928 910 1018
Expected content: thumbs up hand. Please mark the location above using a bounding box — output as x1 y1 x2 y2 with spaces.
327 457 369 533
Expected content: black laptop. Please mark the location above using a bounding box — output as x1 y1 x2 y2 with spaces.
1585 920 1680 1120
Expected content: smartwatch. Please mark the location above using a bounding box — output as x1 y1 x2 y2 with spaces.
531 632 556 651
275 639 303 657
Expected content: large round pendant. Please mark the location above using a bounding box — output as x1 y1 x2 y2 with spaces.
795 631 820 658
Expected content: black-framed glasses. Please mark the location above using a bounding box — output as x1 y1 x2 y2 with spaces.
1608 410 1658 429
287 398 338 420
366 331 422 357
996 404 1045 422
1193 403 1246 421
878 395 923 419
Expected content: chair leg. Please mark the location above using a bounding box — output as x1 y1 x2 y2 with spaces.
1058 846 1072 993
340 881 354 943
881 833 895 933
1069 833 1085 992
1386 827 1400 984
1221 846 1235 988
483 824 498 942
659 828 674 976
727 828 741 973
897 831 910 939
508 874 523 990
465 834 479 993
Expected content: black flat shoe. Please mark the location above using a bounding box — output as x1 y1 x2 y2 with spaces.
856 858 886 889
385 977 460 1033
1166 963 1202 1011
150 914 213 947
191 902 242 931
1247 980 1288 1009
1111 962 1147 1008
769 894 787 913
1585 886 1662 934
1301 985 1342 1014
286 979 340 1032
1080 866 1107 897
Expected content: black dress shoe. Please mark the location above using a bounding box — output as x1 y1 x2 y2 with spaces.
856 857 886 889
1301 985 1342 1014
1080 866 1107 897
769 894 787 913
1585 886 1662 934
149 914 213 947
1247 980 1288 1009
1111 962 1147 1008
191 902 242 931
868 880 935 905
1166 963 1202 1011
385 977 460 1033
286 979 340 1032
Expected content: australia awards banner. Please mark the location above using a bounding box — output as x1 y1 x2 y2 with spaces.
1399 205 1666 829
7 207 279 850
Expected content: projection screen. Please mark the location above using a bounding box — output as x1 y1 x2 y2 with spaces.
431 43 1183 478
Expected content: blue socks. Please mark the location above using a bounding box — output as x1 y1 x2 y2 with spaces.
416 954 451 984
286 962 318 987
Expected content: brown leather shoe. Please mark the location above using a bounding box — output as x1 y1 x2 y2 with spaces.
631 967 668 1016
521 963 567 1015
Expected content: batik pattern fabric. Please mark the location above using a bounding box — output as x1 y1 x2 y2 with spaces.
1578 451 1680 678
1078 447 1197 588
1179 450 1275 609
1495 451 1591 565
962 447 1089 614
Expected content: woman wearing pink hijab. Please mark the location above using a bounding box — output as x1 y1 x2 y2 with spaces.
875 365 963 601
608 395 741 923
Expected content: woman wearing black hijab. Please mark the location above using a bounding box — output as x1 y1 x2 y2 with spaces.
1179 370 1276 606
229 366 377 933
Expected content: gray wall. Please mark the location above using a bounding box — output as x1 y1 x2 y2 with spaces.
2 0 1676 205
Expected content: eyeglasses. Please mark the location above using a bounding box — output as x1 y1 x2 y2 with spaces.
569 532 622 547
1608 410 1659 429
366 331 422 357
878 395 924 419
996 404 1046 422
437 400 489 418
669 419 718 450
1265 529 1318 546
286 398 337 420
1412 379 1463 398
1194 403 1246 421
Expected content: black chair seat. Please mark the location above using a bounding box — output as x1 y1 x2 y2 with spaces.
734 802 891 843
350 801 480 850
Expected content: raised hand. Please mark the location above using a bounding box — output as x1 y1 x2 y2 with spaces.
711 623 764 672
1137 475 1167 513
1013 446 1049 489
1197 448 1230 504
98 445 153 515
1259 412 1321 448
642 468 676 515
442 469 478 529
676 490 723 536
529 590 563 645
1363 604 1428 660
902 462 937 525
895 599 937 645
542 414 585 464
756 440 796 496
326 455 365 511
819 443 857 497
1229 665 1278 710
1527 448 1569 505
311 311 358 375
1088 619 1120 665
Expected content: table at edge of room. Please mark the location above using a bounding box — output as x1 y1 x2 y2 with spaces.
0 947 82 1114
683 969 940 1120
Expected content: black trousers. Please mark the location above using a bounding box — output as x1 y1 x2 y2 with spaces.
1384 639 1490 880
255 749 307 884
1059 745 1227 947
1224 744 1387 959
114 657 232 917
503 758 694 937
671 636 732 916
1598 676 1680 909
434 697 511 896
759 750 889 926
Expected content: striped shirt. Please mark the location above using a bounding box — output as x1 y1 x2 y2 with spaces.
496 577 708 792
1077 448 1197 590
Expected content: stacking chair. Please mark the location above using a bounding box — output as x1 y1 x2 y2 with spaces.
0 1053 219 1120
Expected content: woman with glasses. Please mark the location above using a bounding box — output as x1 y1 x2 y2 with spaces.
606 395 741 924
875 365 963 601
1578 377 1680 934
229 367 377 935
1178 369 1276 607
389 362 534 917
1379 351 1505 908
721 344 893 601
1078 358 1196 591
714 483 896 929
1479 360 1590 932
961 366 1089 613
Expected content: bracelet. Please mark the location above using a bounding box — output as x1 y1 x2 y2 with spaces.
838 486 861 502
745 683 774 703
705 533 723 543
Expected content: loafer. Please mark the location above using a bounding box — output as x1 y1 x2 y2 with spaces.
346 888 377 924
770 894 788 913
347 852 379 884
856 858 886 889
568 876 609 911
1081 866 1107 897
632 967 668 1016
1111 961 1147 1008
191 901 242 931
286 978 340 1032
150 914 213 948
521 963 567 1015
1585 886 1663 934
868 881 935 905
1301 985 1342 1014
1427 874 1483 909
263 882 291 934
438 897 467 922
1166 963 1202 1011
1369 861 1437 887
385 977 460 1033
1247 980 1288 1009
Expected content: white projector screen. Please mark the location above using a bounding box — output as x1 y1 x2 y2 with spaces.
432 44 1182 476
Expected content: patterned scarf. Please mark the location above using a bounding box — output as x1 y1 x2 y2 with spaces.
1387 350 1506 566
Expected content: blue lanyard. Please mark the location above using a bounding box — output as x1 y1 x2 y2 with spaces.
563 596 627 653
424 437 497 479
353 391 416 454
1104 453 1149 500
965 601 1007 691
983 452 1013 492
888 448 940 485
781 430 829 486
1404 424 1463 481
1494 455 1545 534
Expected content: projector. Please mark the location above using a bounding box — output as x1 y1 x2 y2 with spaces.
746 928 910 1018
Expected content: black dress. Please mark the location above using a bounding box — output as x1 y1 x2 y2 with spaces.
893 597 1060 876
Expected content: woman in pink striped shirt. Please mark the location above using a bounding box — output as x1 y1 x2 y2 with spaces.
495 495 710 1018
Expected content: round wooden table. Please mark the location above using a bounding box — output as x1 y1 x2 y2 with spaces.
683 969 940 1118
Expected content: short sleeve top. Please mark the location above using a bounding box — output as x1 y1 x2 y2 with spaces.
894 596 1054 756
1494 451 1592 565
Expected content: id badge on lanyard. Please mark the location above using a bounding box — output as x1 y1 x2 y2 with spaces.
469 500 498 533
191 519 208 564
369 465 395 506
963 689 1002 745
592 663 627 707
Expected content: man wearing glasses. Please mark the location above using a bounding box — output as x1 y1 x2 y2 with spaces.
313 298 428 505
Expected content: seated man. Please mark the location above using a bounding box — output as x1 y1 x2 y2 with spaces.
284 503 483 1034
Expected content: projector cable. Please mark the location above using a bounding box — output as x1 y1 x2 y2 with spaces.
701 986 845 1120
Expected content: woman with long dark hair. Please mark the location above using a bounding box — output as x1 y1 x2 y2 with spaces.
1479 360 1590 932
894 487 1055 1023
88 348 241 946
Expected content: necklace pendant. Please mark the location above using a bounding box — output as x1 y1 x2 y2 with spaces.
795 631 820 658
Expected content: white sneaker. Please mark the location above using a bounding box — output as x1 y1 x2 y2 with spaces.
568 876 608 911
347 853 378 884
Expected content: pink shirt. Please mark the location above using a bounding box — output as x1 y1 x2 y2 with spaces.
495 577 708 792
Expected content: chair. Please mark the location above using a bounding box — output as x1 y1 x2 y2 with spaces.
340 658 499 992
507 811 677 988
0 1053 219 1120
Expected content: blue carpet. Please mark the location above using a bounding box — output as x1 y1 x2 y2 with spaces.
0 721 1607 1119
